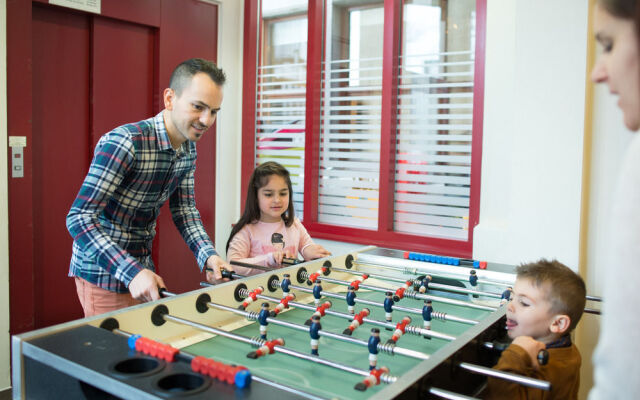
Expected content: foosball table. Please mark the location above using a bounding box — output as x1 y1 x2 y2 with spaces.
12 247 551 399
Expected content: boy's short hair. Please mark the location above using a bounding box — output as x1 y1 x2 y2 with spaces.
516 259 586 332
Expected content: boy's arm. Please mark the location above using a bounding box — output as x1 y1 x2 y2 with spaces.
66 134 148 288
485 344 549 400
169 165 218 270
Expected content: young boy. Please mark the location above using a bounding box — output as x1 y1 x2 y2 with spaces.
485 259 586 399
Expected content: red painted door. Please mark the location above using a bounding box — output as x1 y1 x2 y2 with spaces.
8 0 218 333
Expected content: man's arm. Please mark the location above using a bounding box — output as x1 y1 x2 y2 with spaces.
66 133 150 291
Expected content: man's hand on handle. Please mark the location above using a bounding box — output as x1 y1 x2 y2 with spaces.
205 255 234 284
129 269 167 302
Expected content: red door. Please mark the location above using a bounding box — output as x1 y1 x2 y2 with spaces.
8 0 218 334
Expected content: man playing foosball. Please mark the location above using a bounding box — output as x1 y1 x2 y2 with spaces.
484 259 586 399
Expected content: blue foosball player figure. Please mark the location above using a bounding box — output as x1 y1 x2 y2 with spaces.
281 274 291 298
368 328 381 370
258 302 270 339
384 291 394 330
469 270 478 287
313 280 323 306
501 286 513 304
422 300 433 339
346 285 356 315
309 315 321 356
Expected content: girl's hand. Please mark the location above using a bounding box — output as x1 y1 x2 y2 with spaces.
303 244 332 260
272 249 296 265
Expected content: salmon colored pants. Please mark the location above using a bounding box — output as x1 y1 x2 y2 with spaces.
75 277 141 317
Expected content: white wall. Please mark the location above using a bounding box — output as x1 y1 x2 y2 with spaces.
214 0 245 256
0 0 10 390
474 0 589 270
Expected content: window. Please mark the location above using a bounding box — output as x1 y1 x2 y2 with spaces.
243 0 485 256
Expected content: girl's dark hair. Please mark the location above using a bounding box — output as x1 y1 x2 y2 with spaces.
226 162 295 252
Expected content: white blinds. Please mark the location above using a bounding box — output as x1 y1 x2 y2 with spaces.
318 57 383 229
393 50 474 240
255 62 306 218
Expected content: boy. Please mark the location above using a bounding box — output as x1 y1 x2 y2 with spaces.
485 259 586 399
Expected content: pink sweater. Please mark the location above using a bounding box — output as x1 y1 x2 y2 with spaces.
227 217 314 276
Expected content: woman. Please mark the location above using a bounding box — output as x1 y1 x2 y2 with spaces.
590 1 640 398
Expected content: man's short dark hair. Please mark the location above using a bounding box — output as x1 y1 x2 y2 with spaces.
169 58 226 95
516 259 586 332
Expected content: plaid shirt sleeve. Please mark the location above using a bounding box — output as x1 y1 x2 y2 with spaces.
169 161 217 269
66 132 145 287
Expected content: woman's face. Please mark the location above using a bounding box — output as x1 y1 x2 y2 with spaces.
592 4 640 131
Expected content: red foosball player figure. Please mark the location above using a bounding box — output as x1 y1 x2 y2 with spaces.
271 293 295 317
342 308 370 335
354 366 389 391
239 286 264 310
246 338 285 359
305 301 332 326
386 316 412 345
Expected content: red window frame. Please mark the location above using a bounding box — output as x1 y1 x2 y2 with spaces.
242 0 486 258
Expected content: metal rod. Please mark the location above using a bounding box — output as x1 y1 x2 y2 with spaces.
208 299 430 361
584 308 601 315
230 260 277 272
458 362 551 391
586 295 602 302
249 289 448 343
162 312 397 384
328 266 502 299
353 260 513 288
429 387 481 400
289 284 457 341
309 273 497 313
109 326 327 400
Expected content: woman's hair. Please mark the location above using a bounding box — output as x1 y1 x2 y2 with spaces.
226 162 295 252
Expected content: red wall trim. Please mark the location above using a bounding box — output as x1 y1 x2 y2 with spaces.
241 0 260 212
303 0 325 225
468 0 487 242
378 0 402 233
7 0 36 334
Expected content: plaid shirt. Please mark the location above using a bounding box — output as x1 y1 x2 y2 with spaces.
67 111 217 293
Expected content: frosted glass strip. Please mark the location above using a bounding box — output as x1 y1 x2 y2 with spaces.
394 163 470 174
260 88 306 96
259 61 306 70
328 85 382 93
256 149 304 157
321 123 381 130
395 133 472 141
323 143 380 151
395 212 467 228
258 98 306 105
394 192 469 207
321 151 385 161
396 143 471 153
326 115 381 121
322 95 382 102
394 202 469 217
398 103 472 111
400 71 473 79
319 179 379 190
394 221 467 240
318 188 379 200
396 124 473 131
321 160 379 170
318 194 377 207
259 80 307 88
318 213 377 229
258 115 308 121
397 82 473 90
320 169 378 180
256 132 305 140
395 182 469 196
397 93 473 100
319 204 378 219
395 173 470 185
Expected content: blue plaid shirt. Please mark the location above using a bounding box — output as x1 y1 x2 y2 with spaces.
67 111 217 293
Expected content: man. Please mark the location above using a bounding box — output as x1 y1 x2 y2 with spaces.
67 58 232 317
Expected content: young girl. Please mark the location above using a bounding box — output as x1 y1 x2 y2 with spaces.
226 162 331 276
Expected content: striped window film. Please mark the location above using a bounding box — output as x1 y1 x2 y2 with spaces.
255 11 308 219
393 1 476 240
318 4 383 229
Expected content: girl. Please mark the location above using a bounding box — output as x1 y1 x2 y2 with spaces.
226 162 331 275
590 0 640 398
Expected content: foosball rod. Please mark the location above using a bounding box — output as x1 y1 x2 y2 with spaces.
202 298 430 361
178 290 551 393
326 265 502 299
236 286 456 342
107 324 326 400
289 282 478 330
299 269 497 312
351 259 513 288
152 303 398 386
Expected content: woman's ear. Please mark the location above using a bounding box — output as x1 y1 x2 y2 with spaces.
549 314 571 335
